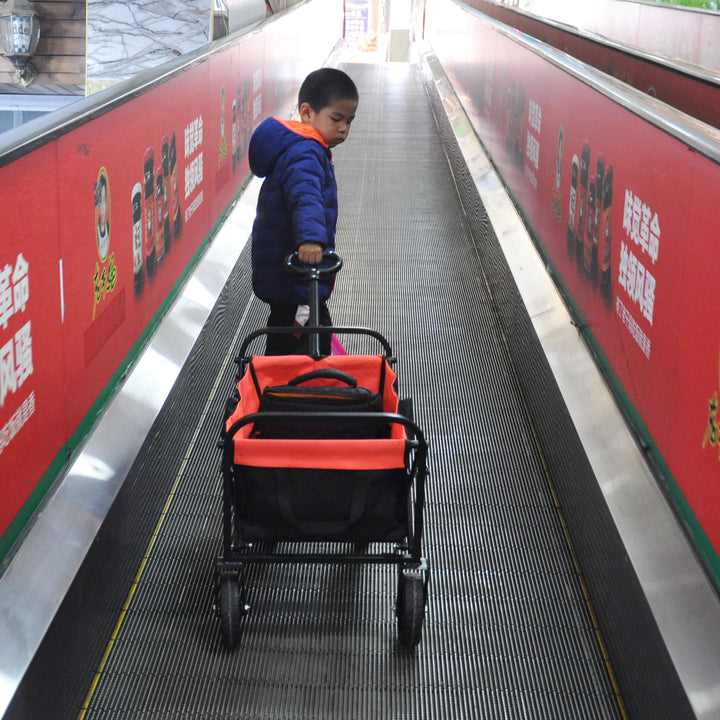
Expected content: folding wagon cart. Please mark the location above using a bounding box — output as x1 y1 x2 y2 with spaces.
214 253 430 648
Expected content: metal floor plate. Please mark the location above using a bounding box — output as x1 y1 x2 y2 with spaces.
76 61 623 719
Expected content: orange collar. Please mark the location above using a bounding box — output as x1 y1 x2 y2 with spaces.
275 117 329 148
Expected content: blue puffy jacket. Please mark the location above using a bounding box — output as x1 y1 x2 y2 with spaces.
249 116 337 305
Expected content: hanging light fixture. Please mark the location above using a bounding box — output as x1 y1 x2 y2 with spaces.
0 0 41 87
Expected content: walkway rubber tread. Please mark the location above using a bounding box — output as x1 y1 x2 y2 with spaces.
79 61 623 719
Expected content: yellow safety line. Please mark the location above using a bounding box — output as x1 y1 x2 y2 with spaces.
491 313 631 720
522 393 631 720
77 472 183 720
78 299 254 719
545 476 630 720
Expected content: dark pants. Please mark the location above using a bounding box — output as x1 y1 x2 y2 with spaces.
265 301 333 356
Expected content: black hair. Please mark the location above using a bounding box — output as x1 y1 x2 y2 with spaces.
298 68 358 111
94 171 108 206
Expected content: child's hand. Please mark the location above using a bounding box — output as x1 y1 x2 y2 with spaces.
297 242 324 265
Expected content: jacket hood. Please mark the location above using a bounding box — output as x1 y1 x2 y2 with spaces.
249 117 328 178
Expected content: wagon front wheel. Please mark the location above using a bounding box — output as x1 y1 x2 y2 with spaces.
396 569 426 648
218 573 245 649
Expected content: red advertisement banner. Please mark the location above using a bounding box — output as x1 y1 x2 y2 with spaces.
0 0 343 541
0 146 67 533
427 0 720 553
55 44 267 432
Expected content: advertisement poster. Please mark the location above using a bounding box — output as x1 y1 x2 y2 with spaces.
208 35 265 222
0 146 67 535
56 66 215 432
345 0 370 37
427 1 720 552
0 34 265 538
669 155 720 545
0 0 343 544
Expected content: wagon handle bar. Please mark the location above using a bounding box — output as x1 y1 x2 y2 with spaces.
284 249 343 278
284 250 342 359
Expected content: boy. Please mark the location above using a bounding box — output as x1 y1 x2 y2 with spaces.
248 67 358 355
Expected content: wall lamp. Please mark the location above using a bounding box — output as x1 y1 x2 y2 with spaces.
0 0 41 87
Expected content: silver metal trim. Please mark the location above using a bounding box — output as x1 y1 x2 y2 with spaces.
511 1 720 86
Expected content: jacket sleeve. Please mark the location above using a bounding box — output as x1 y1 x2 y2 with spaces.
277 143 331 248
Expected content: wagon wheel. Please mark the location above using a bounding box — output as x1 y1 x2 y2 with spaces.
396 569 426 648
218 573 245 649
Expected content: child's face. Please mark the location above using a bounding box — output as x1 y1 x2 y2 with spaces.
300 98 357 148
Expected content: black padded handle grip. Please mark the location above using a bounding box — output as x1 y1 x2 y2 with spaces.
284 250 343 277
287 369 358 387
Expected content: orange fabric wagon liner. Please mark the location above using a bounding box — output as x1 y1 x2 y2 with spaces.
226 354 408 470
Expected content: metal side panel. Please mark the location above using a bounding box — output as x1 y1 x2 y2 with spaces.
418 41 720 720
